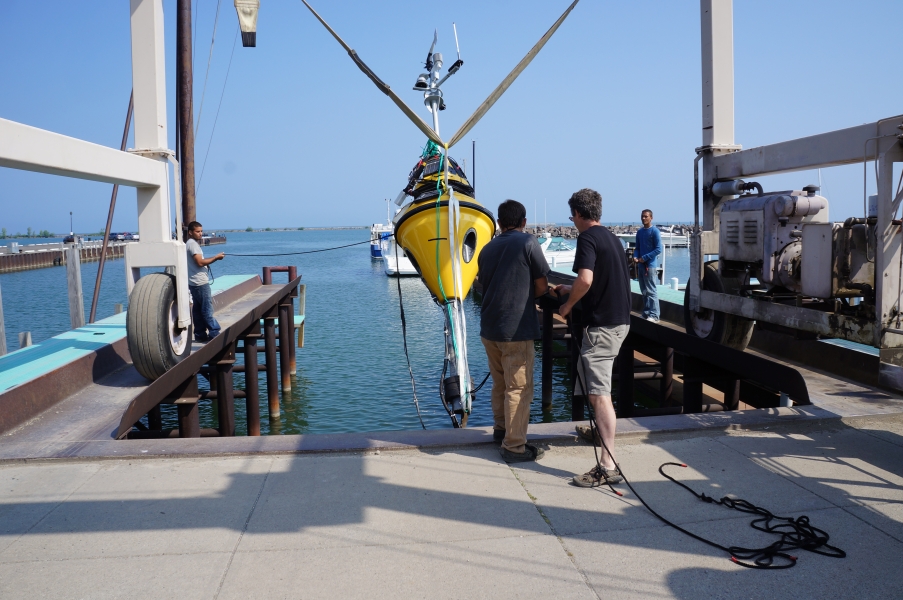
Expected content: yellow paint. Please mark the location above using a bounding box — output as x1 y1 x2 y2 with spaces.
395 189 495 302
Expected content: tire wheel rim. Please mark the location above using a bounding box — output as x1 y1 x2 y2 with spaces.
689 307 715 338
168 300 188 355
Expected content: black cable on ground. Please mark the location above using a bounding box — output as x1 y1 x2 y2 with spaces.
570 314 845 569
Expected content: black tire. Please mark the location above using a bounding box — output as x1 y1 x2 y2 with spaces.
684 261 754 350
127 273 192 380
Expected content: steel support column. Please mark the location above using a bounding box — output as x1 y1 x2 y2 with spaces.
660 346 674 406
242 327 262 436
263 306 280 418
278 298 292 392
215 344 236 436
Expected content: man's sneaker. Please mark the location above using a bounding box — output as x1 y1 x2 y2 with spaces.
645 316 660 323
492 429 506 444
499 444 544 463
573 465 622 487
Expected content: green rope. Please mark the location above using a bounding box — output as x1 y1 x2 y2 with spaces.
431 145 460 361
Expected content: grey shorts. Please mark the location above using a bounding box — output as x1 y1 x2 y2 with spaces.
574 324 629 396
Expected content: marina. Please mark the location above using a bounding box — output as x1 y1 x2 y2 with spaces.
1 0 903 596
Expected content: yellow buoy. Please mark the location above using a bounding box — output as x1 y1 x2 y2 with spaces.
394 151 495 301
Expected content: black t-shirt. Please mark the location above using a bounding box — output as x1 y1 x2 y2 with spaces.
572 225 631 327
478 230 550 342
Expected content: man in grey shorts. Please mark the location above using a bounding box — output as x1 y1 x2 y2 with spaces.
554 188 631 487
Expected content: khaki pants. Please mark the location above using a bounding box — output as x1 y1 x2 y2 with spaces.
481 338 535 454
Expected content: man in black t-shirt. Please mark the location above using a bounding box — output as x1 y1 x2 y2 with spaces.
553 188 631 487
479 200 550 463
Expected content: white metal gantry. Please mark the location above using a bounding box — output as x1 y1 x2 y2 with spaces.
691 0 903 387
0 0 191 333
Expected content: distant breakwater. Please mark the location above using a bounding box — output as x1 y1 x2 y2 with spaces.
524 224 692 239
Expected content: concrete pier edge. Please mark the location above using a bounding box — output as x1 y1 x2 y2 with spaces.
3 403 894 464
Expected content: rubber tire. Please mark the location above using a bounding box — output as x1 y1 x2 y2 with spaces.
684 261 755 351
127 273 192 380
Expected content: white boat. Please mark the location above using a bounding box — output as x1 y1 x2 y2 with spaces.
537 232 576 273
369 199 394 259
370 222 393 259
381 236 418 276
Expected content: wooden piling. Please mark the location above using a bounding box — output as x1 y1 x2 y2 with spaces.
65 245 85 329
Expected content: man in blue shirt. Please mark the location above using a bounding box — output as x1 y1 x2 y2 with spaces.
633 209 662 322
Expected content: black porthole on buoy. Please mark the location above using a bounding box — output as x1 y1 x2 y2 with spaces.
462 229 477 263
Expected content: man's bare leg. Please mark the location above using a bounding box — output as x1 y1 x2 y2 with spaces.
589 393 617 469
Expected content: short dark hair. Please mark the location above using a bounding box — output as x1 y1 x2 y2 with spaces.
497 200 527 229
567 188 602 222
187 221 202 232
642 209 653 218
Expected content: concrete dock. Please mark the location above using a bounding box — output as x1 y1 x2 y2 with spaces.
3 269 903 597
1 413 902 598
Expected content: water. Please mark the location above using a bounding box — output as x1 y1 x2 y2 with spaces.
0 230 690 435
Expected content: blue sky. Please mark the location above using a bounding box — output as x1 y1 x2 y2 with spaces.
1 0 901 232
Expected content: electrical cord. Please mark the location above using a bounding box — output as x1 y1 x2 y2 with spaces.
228 237 377 256
565 308 845 569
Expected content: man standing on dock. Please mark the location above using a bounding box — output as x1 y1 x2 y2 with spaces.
186 221 225 342
555 188 631 487
478 200 550 463
634 209 662 322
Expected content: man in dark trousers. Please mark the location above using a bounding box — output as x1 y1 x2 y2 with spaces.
554 188 631 486
186 221 225 342
478 199 550 463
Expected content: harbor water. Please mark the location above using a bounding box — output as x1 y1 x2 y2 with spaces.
0 230 690 435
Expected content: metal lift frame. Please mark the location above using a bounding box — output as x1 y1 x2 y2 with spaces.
690 0 903 388
0 0 191 333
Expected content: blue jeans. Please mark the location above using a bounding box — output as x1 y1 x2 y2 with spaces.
189 284 220 340
638 265 660 320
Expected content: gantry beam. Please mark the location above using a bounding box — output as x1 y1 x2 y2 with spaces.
0 118 165 189
710 116 903 180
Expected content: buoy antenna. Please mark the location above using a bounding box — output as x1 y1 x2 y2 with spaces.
425 29 438 71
